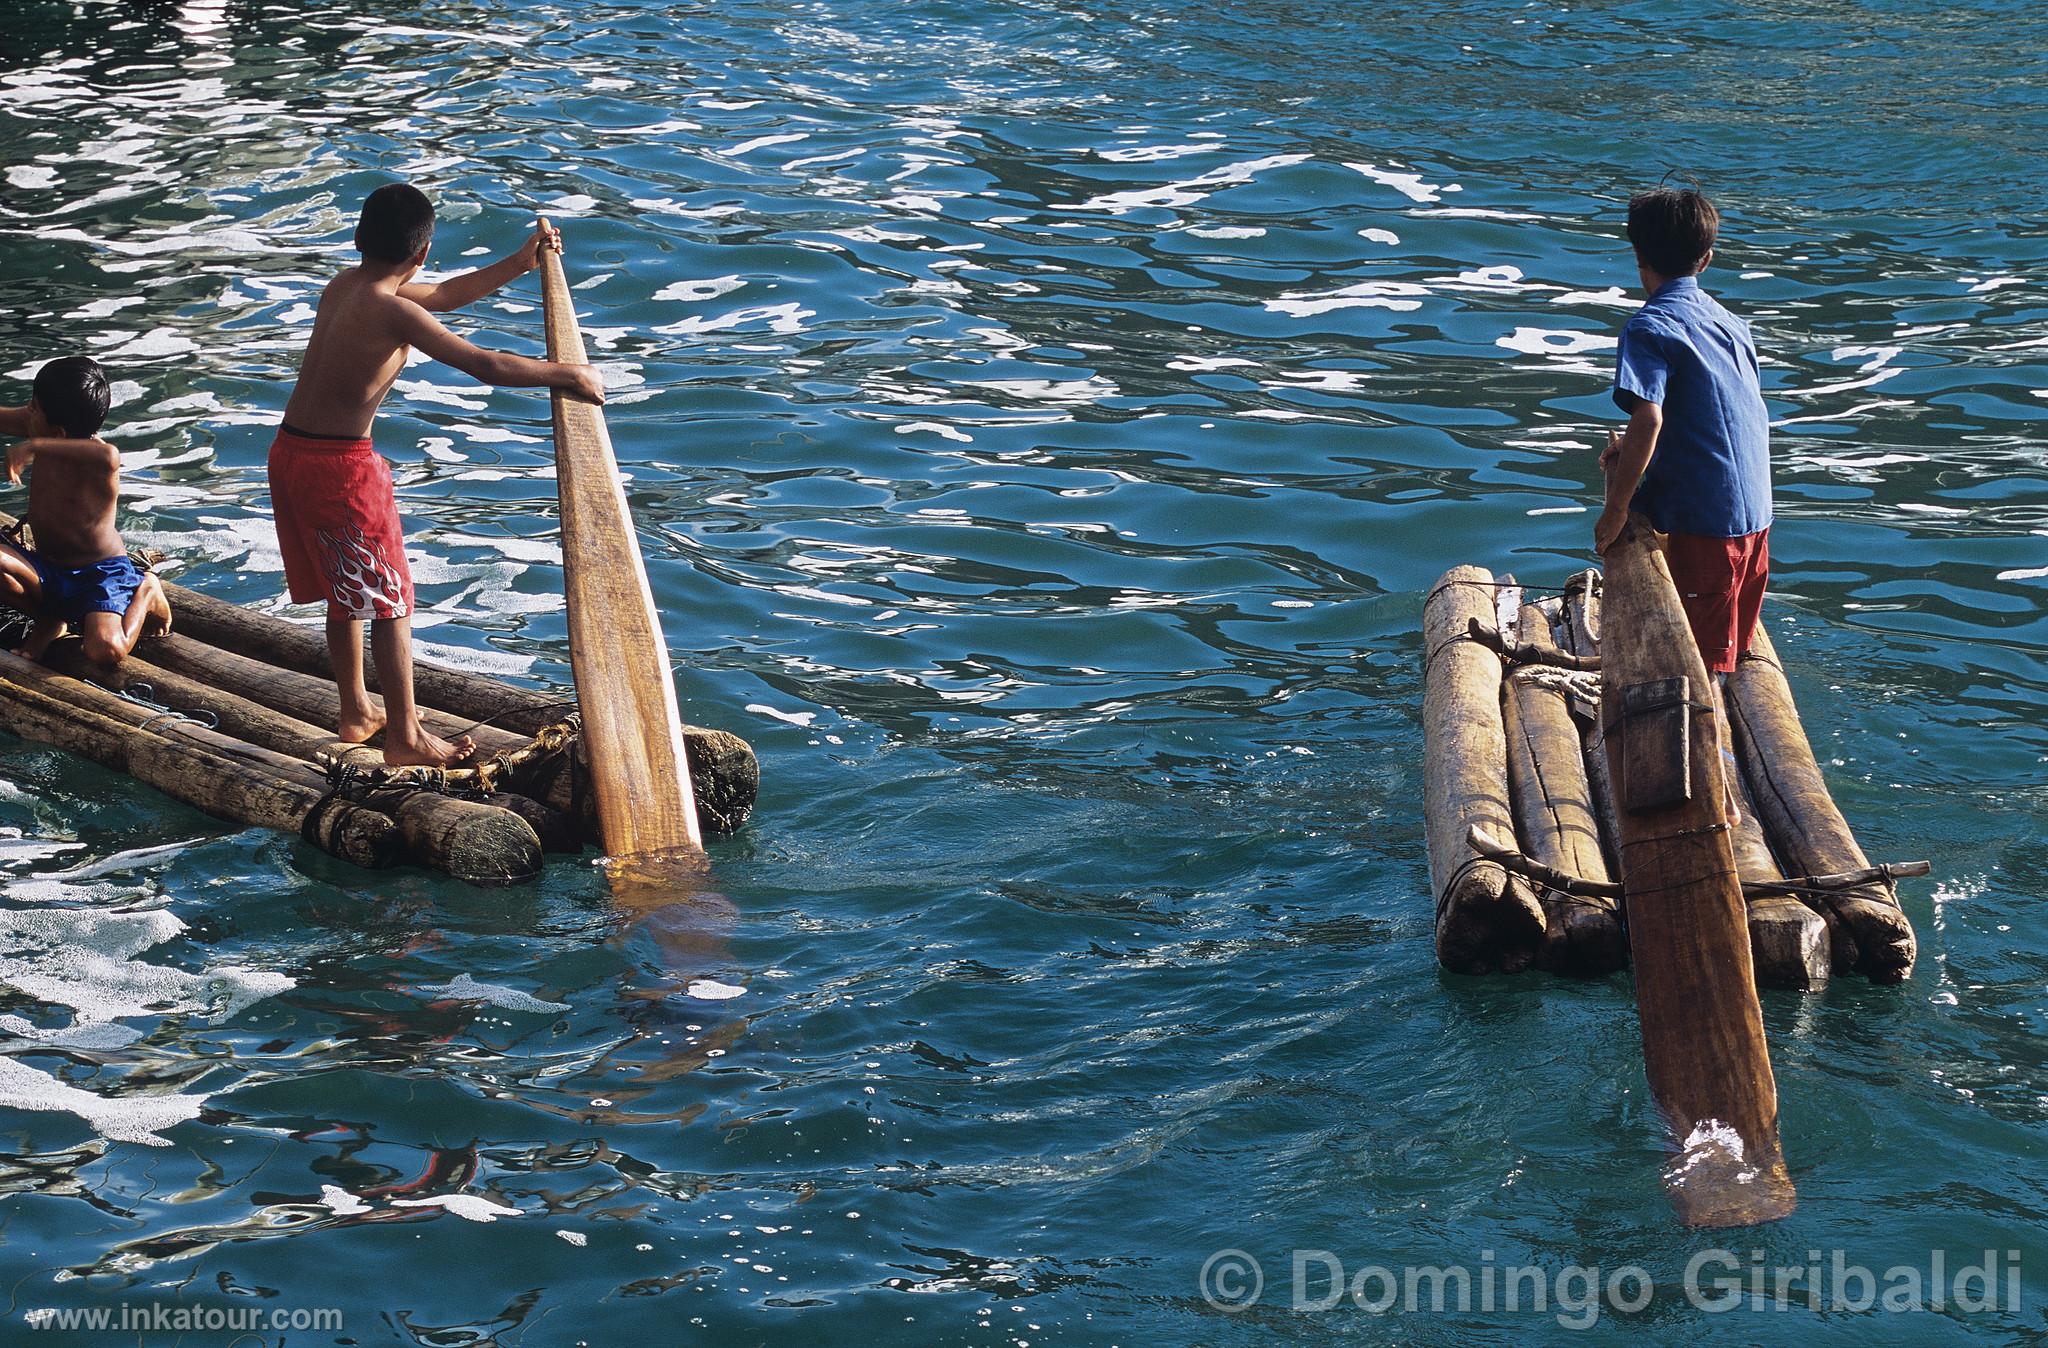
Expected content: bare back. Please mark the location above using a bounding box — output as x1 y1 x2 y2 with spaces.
281 269 420 439
27 438 123 568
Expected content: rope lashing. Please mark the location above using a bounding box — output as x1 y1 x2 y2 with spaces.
318 713 583 799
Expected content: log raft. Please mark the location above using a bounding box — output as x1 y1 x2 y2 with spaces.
1421 557 1921 993
0 519 758 884
1421 532 1928 1225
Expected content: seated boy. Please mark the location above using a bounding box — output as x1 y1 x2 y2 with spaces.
0 356 171 664
272 184 604 767
1594 187 1772 823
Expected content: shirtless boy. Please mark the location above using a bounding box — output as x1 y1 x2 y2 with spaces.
0 356 171 665
272 184 603 767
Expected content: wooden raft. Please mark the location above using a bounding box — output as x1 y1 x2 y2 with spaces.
0 518 757 886
1420 528 1929 1226
1422 557 1920 990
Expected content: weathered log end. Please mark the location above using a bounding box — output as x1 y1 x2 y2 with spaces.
1746 897 1831 992
1437 869 1546 976
1536 895 1629 978
685 728 760 834
369 789 544 886
1829 893 1916 984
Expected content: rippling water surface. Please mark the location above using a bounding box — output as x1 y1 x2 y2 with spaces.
1 1 2045 1342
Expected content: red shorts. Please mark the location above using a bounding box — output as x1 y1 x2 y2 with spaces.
267 426 414 621
1665 528 1768 673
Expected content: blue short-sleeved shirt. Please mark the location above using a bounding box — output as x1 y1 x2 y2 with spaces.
1612 275 1773 538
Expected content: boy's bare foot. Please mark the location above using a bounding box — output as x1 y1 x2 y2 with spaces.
336 707 388 745
137 573 172 637
382 722 476 768
17 617 66 662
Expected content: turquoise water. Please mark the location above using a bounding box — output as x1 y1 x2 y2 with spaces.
1 0 2045 1343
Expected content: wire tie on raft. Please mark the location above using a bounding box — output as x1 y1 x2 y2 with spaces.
108 680 219 733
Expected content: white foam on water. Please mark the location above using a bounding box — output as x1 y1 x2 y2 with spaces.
1495 327 1617 356
1346 162 1454 203
746 702 819 729
415 973 569 1014
726 132 808 156
320 1185 370 1216
654 302 814 337
1075 153 1310 213
1266 280 1428 317
1095 144 1212 163
0 1056 201 1147
391 1194 524 1221
653 276 745 303
6 165 58 189
0 906 292 1056
556 1230 588 1246
896 421 973 442
685 979 746 1001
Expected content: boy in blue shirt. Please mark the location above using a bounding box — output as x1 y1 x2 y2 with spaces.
1595 187 1772 820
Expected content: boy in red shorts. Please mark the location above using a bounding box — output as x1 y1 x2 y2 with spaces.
272 184 604 766
1593 187 1771 823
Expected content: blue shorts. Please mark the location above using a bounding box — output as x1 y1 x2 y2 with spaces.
1 542 144 623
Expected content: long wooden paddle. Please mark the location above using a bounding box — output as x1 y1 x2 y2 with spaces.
1601 514 1794 1226
538 221 703 862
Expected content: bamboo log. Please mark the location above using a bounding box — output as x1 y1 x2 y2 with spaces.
1600 516 1794 1227
1727 627 1916 983
0 651 398 869
41 645 545 885
1727 765 1832 992
1423 566 1544 974
114 565 753 827
134 632 757 837
1556 571 1622 880
1502 601 1625 975
154 580 563 734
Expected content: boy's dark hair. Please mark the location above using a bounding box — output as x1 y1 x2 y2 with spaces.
355 182 435 263
31 356 110 438
1626 188 1720 278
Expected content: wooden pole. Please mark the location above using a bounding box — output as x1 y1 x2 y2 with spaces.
539 227 703 861
41 644 546 885
1422 566 1544 974
1599 516 1795 1227
0 651 398 869
1727 627 1916 983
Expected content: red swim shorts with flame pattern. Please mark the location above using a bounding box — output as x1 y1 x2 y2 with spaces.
267 425 414 621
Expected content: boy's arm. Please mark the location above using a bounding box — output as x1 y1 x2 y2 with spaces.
8 437 119 484
1593 398 1661 554
0 405 30 439
395 301 606 404
399 219 563 313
